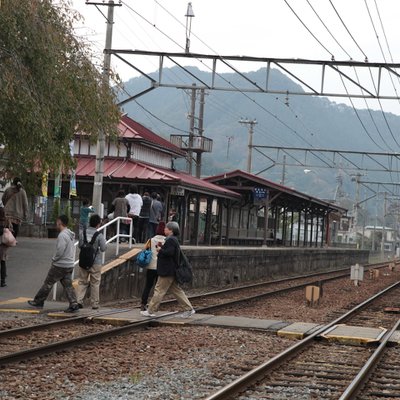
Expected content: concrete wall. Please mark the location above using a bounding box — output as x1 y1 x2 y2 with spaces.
75 247 369 304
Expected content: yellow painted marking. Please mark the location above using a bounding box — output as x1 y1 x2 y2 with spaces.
0 297 31 305
0 308 40 314
277 331 305 340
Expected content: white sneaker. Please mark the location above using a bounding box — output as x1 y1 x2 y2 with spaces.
140 310 156 317
180 309 196 319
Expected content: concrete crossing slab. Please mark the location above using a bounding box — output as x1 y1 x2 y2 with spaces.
191 315 288 331
322 324 387 345
277 322 322 339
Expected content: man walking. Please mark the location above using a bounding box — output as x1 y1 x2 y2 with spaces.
125 185 142 243
28 215 79 313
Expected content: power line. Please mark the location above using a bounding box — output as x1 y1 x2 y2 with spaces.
284 1 392 151
123 1 331 154
328 0 368 60
284 0 334 59
338 71 386 151
306 0 352 59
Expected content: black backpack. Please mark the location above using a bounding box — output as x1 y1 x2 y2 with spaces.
79 229 100 270
170 236 193 285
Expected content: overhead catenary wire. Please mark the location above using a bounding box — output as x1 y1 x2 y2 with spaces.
305 0 352 59
328 0 368 60
283 0 392 152
284 0 335 59
122 0 331 155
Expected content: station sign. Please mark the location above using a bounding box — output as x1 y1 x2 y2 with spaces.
171 186 185 196
253 187 268 204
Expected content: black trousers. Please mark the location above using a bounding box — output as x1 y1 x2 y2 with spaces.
138 217 149 243
141 269 158 305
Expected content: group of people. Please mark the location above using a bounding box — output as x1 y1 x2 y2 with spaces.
28 212 107 312
27 214 194 317
109 185 164 244
0 179 194 318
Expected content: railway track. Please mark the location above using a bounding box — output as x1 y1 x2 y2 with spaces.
0 261 393 368
205 281 400 400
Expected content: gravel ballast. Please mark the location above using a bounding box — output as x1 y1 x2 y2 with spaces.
0 326 292 399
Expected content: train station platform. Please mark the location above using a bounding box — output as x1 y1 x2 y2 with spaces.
0 236 369 305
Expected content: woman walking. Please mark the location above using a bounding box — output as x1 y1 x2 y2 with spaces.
2 177 28 238
140 221 166 311
140 222 195 319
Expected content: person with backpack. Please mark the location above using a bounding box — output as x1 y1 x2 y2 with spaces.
76 214 107 310
140 221 166 311
141 222 195 319
28 215 79 313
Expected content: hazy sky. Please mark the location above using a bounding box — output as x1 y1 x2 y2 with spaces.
72 0 400 114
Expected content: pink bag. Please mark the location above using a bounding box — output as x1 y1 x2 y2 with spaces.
2 228 17 247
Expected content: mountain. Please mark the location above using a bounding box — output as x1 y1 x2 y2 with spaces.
119 66 400 204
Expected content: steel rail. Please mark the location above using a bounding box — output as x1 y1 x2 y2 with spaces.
0 308 133 339
205 280 400 400
160 260 390 307
339 318 400 400
0 261 392 367
0 311 178 366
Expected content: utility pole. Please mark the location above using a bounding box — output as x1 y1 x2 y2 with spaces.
195 88 205 178
187 84 196 174
280 155 287 185
87 0 121 216
382 192 387 258
238 119 257 173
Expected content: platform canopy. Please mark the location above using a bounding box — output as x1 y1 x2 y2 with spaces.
205 169 346 214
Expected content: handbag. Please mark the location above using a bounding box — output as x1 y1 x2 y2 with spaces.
1 228 17 247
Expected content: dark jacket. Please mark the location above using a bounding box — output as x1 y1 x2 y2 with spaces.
139 195 152 218
156 235 179 277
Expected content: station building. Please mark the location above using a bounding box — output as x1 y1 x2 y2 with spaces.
35 115 345 247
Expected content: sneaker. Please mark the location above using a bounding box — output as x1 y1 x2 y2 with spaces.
77 303 84 309
92 305 99 310
27 300 44 308
180 309 196 319
64 304 80 313
140 304 147 311
140 310 156 317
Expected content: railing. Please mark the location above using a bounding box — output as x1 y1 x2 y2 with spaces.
52 216 133 301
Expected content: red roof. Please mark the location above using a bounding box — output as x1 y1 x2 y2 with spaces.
119 115 185 157
76 156 240 199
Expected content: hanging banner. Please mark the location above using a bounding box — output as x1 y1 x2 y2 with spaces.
69 170 77 198
41 172 48 198
54 170 62 198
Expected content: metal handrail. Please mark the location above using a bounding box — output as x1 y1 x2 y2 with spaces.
52 216 133 301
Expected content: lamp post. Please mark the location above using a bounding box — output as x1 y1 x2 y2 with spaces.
185 2 195 53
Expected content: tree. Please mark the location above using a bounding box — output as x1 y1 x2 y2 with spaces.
0 0 120 189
